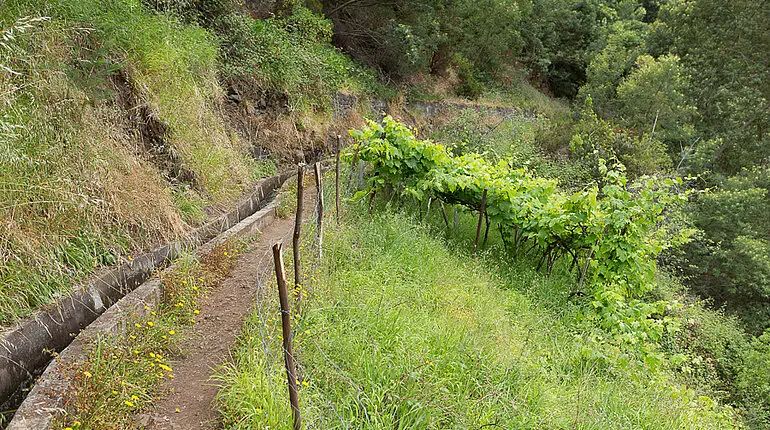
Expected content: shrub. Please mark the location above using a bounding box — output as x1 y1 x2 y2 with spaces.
681 166 770 334
453 54 484 99
213 6 380 110
569 98 672 179
737 331 770 427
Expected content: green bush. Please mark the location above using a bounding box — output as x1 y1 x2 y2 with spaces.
569 98 672 179
681 166 770 334
578 19 648 114
737 331 770 427
213 6 380 110
453 54 484 100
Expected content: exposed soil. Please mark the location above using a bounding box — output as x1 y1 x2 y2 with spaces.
110 71 198 188
135 185 315 429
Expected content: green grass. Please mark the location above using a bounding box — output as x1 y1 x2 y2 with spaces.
212 5 390 112
479 78 568 117
0 0 260 327
215 192 741 429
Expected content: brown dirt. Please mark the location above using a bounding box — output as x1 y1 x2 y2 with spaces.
136 185 315 430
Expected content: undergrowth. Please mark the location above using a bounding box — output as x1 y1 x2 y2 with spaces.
429 110 591 187
215 194 740 428
53 239 244 430
212 5 386 111
0 0 259 327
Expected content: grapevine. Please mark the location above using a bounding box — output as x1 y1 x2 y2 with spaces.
349 116 688 361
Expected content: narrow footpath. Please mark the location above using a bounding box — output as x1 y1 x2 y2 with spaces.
136 184 314 429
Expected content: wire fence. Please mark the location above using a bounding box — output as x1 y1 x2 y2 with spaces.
246 163 369 429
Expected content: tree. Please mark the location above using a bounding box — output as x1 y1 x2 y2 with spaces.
578 19 648 117
682 166 770 333
661 0 770 176
615 54 696 152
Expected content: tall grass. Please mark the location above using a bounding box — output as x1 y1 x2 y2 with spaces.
212 5 388 112
215 195 740 428
0 0 257 327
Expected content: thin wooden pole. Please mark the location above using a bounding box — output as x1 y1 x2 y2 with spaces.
453 206 459 230
418 197 423 222
440 201 449 228
482 212 491 248
272 243 301 430
314 162 324 260
368 190 376 216
335 135 341 225
473 189 488 257
578 249 594 288
293 165 304 300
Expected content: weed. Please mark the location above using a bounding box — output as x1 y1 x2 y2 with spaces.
0 0 258 326
215 197 740 428
53 239 244 429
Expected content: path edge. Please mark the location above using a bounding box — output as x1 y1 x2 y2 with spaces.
2 172 291 428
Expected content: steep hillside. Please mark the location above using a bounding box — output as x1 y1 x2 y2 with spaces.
216 186 740 429
0 0 377 328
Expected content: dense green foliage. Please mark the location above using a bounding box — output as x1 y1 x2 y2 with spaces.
350 117 690 361
317 0 769 343
147 0 383 109
568 0 770 337
680 166 770 334
350 116 770 427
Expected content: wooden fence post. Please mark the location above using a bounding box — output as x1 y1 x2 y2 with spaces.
293 165 304 300
368 190 376 217
314 162 324 260
440 201 449 228
272 243 302 430
335 135 341 225
473 189 488 257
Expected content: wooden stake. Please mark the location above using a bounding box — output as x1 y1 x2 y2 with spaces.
335 135 341 225
440 201 449 228
453 206 459 230
578 249 594 288
473 189 488 257
314 162 324 260
272 243 301 430
368 190 376 216
482 212 490 248
293 165 304 300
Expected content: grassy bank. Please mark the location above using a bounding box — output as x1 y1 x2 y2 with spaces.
0 0 378 328
215 198 739 428
0 0 256 327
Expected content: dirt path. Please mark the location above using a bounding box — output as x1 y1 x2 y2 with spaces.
137 185 314 430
